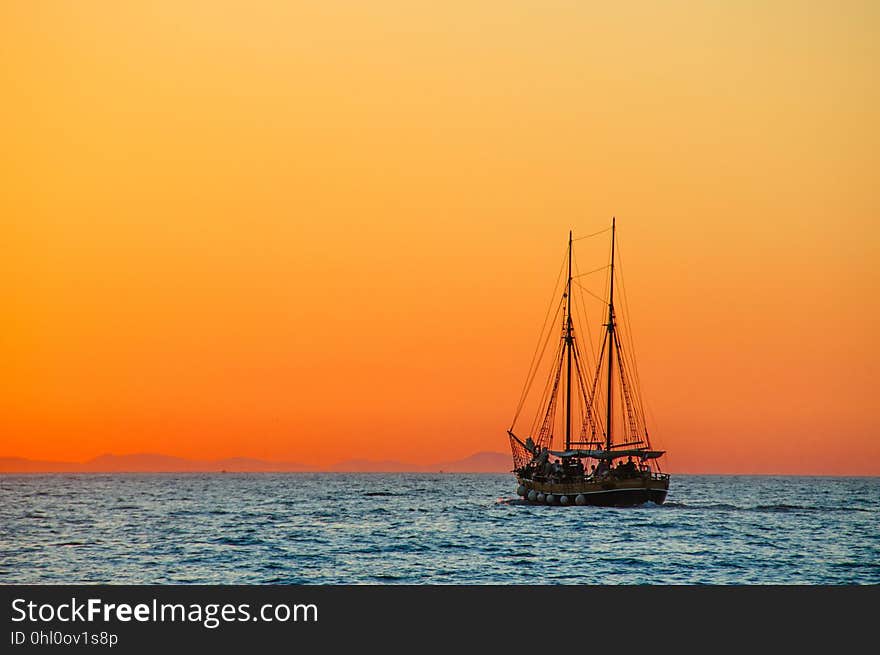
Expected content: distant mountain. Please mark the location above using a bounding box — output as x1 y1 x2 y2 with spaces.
434 451 511 473
0 451 511 473
0 453 314 473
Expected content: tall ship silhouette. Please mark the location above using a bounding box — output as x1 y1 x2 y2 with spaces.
508 219 670 506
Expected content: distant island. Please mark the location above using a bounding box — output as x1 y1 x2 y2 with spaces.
0 451 511 474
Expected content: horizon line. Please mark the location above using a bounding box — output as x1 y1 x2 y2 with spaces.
0 452 877 477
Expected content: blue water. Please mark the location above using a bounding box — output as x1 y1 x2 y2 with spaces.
1 474 877 584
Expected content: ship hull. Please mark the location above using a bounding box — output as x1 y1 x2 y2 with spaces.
516 475 669 507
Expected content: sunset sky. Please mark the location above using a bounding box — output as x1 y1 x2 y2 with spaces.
3 1 877 474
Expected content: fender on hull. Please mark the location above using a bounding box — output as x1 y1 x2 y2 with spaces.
516 476 669 507
521 487 666 507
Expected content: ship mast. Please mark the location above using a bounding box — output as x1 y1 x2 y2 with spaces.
605 217 616 451
564 230 573 451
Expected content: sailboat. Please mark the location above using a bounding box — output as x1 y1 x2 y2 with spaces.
507 219 669 506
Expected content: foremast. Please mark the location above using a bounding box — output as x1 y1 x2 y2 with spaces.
605 217 616 451
564 230 573 451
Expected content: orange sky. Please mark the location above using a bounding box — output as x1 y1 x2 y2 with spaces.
2 1 878 474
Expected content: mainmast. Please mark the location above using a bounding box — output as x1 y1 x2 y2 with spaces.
564 230 573 451
605 218 616 451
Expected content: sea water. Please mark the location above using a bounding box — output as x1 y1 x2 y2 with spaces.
1 474 877 584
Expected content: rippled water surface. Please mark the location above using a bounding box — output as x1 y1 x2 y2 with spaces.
2 474 877 584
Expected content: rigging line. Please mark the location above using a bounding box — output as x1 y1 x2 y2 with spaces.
572 351 590 440
510 261 567 429
515 298 564 431
528 337 564 438
572 249 599 378
573 313 598 432
571 319 598 438
570 300 599 403
575 336 596 436
573 264 610 278
622 341 649 437
572 336 598 438
617 232 662 472
574 330 594 403
577 401 585 440
615 339 641 439
522 345 557 440
511 246 567 413
618 341 648 441
617 323 647 431
616 238 643 399
614 341 631 442
588 330 608 438
572 226 612 242
615 237 651 439
577 315 596 395
616 239 663 452
616 238 642 397
572 280 608 305
617 341 645 435
574 252 594 374
516 295 563 418
574 347 590 437
551 361 563 452
579 352 598 438
643 400 660 453
572 251 597 375
536 343 565 450
510 247 568 427
602 229 612 369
